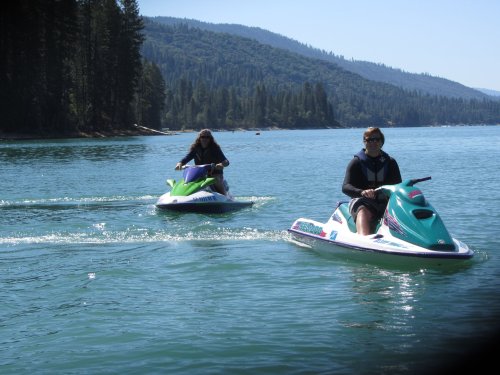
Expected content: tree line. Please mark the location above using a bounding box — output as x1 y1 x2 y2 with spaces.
0 0 165 137
163 78 338 130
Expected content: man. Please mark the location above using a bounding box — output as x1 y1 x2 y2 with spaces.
342 127 402 235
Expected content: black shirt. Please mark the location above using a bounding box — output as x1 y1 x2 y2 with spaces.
180 145 228 175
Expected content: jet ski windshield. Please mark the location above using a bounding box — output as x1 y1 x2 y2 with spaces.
183 165 209 183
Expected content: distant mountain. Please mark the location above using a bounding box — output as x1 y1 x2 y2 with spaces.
149 16 491 101
476 88 500 97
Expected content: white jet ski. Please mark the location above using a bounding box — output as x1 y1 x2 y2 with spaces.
156 164 253 214
288 177 474 267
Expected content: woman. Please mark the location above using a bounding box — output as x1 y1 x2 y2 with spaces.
342 127 402 235
175 129 230 195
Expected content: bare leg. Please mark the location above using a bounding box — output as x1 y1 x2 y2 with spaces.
213 176 227 195
356 206 374 235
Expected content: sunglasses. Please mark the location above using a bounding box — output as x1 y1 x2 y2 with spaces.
200 136 211 139
365 137 381 143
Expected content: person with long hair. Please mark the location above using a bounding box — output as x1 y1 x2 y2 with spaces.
342 127 402 235
175 129 230 195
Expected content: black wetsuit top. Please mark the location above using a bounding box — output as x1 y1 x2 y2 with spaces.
180 145 228 175
342 149 402 198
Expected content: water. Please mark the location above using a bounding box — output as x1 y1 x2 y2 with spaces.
1 126 499 374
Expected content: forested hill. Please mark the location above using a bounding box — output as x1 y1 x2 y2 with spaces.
0 0 161 139
149 16 491 101
2 3 499 140
141 19 500 128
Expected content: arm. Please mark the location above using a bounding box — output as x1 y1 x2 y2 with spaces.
213 148 229 171
386 158 402 184
175 149 196 170
342 158 364 198
214 159 229 170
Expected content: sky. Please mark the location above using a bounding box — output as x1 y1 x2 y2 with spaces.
136 0 500 92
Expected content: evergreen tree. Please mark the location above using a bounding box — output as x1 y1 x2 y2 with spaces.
1 0 152 138
135 61 165 129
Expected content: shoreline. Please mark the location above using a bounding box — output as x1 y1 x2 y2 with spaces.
2 124 495 141
0 125 175 141
0 125 289 141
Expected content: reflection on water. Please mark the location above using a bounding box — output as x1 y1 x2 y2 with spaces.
348 267 420 329
0 141 152 164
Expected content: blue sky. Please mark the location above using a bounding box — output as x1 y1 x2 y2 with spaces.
137 0 500 92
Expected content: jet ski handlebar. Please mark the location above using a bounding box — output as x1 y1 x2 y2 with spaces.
408 176 432 186
375 176 432 194
181 163 216 171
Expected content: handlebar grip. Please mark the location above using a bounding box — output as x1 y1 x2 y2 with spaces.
409 176 431 186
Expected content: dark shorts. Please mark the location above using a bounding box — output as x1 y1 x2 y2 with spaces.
348 197 387 222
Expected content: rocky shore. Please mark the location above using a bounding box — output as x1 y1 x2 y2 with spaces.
0 124 174 141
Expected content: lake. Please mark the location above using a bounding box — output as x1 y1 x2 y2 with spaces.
1 125 499 374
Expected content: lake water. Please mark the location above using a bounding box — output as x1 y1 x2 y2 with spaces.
1 126 499 374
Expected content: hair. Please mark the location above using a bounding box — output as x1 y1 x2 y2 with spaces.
363 127 385 146
189 129 222 151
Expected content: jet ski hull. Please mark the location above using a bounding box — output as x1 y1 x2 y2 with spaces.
156 190 253 214
289 218 473 268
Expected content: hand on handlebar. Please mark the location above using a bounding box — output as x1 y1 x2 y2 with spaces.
361 189 376 199
175 162 183 170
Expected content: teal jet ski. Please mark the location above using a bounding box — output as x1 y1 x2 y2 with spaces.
289 177 474 267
